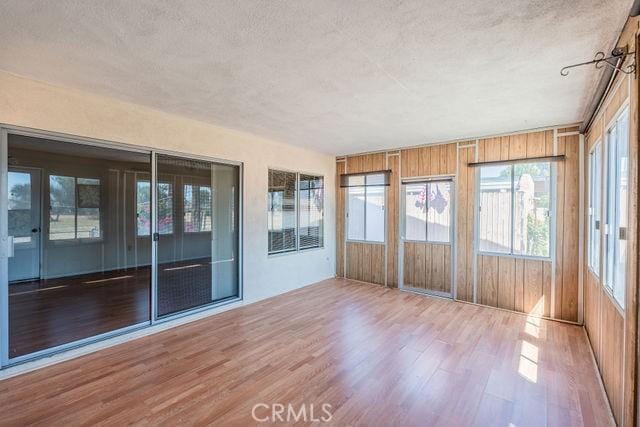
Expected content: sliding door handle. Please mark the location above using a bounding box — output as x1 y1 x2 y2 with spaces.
7 236 14 258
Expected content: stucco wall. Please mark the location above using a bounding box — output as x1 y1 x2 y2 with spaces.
0 71 336 305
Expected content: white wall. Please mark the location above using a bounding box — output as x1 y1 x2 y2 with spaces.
0 71 336 305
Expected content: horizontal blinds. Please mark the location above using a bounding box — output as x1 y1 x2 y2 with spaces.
299 174 324 249
268 170 297 253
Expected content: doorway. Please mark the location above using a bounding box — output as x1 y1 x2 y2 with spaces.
400 178 454 298
8 168 41 282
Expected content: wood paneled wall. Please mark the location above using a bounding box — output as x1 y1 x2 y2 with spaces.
387 153 400 287
477 255 552 316
582 17 638 425
336 160 346 277
345 242 385 285
400 143 457 178
338 128 581 322
456 143 476 302
340 152 392 286
403 242 452 294
555 133 580 322
470 129 580 322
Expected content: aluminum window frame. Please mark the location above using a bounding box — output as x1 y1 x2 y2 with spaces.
476 161 555 261
345 174 386 244
267 169 325 256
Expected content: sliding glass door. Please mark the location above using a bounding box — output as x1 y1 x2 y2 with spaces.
0 130 242 366
5 133 152 360
155 154 240 317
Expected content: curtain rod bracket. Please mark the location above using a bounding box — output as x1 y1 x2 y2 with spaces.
560 47 636 77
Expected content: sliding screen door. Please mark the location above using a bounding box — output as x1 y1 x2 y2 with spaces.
155 154 239 317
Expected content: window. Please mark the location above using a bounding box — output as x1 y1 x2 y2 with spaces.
267 170 325 254
478 162 551 257
184 184 212 233
404 181 452 243
298 174 324 249
588 143 602 275
9 171 33 244
604 107 629 307
136 180 173 236
268 170 297 254
347 174 385 243
49 175 101 240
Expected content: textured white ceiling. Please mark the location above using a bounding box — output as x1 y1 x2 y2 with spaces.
0 0 633 154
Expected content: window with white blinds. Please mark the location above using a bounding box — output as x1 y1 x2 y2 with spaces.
299 174 324 250
268 170 324 254
268 170 297 254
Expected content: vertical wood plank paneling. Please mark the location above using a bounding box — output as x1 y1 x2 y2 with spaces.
431 244 444 292
336 160 346 277
514 258 525 312
456 144 476 302
523 260 544 314
542 261 552 318
555 136 566 318
404 242 414 287
342 127 582 324
525 131 546 158
561 135 580 322
480 255 498 307
415 243 426 289
443 245 451 294
424 243 433 290
386 154 399 287
508 134 527 160
544 130 554 156
500 136 510 160
345 242 384 286
400 143 457 178
497 257 515 311
623 33 639 426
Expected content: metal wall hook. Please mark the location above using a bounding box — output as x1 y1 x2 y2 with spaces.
560 48 636 76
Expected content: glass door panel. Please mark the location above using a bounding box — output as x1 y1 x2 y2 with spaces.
155 155 239 317
7 133 152 359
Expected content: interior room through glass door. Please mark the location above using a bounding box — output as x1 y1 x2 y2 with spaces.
155 154 239 318
401 179 454 297
6 133 152 360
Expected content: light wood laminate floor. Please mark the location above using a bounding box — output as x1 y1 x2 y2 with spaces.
0 279 613 426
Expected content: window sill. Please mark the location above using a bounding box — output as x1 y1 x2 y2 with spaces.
346 239 385 245
403 239 451 245
268 246 325 258
476 251 551 262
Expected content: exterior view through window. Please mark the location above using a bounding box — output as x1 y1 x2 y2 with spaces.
604 107 629 307
404 181 452 243
478 162 551 257
346 173 385 242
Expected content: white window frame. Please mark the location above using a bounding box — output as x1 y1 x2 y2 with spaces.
588 141 602 276
603 105 629 309
476 161 555 260
267 169 324 256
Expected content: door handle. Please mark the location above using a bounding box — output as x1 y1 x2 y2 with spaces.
7 236 14 258
31 227 40 233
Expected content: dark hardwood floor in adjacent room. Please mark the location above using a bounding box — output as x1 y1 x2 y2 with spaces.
9 257 219 358
0 279 613 426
